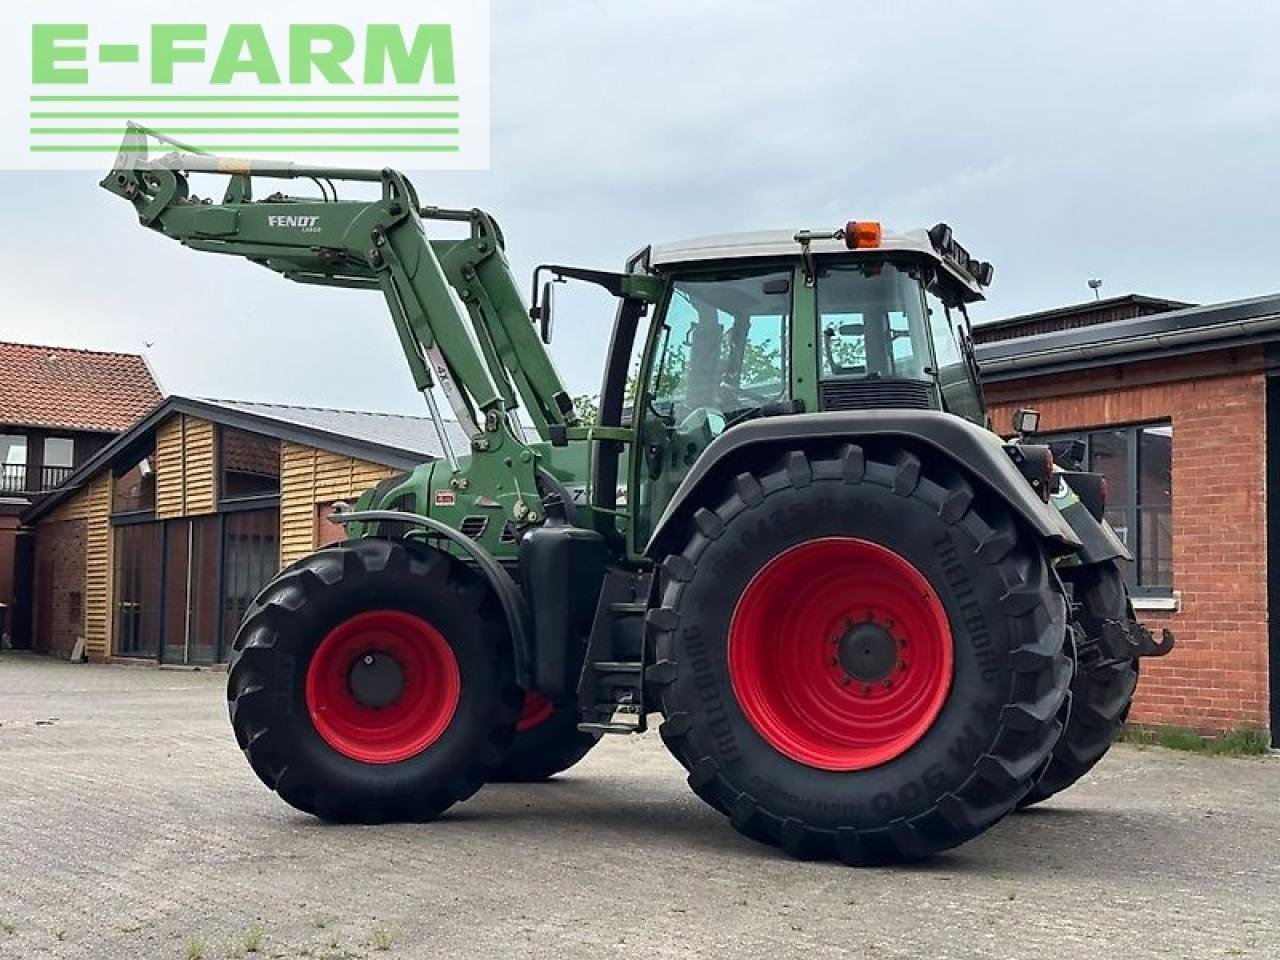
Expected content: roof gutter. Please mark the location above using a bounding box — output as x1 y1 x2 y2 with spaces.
978 312 1280 381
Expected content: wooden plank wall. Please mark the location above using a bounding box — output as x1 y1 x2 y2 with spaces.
38 473 113 660
279 442 397 566
154 415 183 518
82 473 113 660
184 418 217 514
155 414 217 518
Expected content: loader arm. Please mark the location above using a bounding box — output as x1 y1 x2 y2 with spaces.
100 124 577 460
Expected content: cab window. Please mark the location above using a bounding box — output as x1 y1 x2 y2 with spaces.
925 285 985 424
633 267 792 545
817 262 931 381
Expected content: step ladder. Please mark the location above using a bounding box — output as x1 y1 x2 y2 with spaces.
577 567 652 734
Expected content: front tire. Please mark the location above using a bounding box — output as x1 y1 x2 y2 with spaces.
227 538 522 823
648 445 1071 864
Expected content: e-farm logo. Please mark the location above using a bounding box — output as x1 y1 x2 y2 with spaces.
2 1 489 171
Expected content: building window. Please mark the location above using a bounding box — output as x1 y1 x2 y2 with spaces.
1044 422 1173 595
1 433 27 493
42 437 75 490
220 508 280 655
161 516 220 666
220 428 281 501
112 522 163 658
112 450 156 515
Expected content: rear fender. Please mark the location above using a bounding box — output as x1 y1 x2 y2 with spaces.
645 410 1082 558
1053 484 1132 566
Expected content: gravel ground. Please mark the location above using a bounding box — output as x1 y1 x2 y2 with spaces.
1 651 1277 960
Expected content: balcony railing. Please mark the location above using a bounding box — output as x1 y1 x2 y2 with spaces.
41 465 74 490
0 463 75 494
0 463 23 494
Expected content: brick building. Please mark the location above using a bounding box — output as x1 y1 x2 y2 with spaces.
15 397 461 665
974 293 1280 742
0 342 161 643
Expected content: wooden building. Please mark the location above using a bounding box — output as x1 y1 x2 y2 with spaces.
0 342 161 640
16 397 462 665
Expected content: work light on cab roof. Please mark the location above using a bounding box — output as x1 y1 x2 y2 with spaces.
829 218 994 286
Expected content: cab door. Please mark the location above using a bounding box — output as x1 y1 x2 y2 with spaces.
629 264 794 553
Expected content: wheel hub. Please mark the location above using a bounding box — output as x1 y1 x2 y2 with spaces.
836 620 899 684
348 652 405 709
304 609 460 765
727 537 954 771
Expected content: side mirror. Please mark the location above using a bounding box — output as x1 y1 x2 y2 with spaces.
533 279 555 344
1011 407 1041 437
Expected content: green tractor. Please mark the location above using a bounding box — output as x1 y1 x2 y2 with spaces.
102 126 1172 863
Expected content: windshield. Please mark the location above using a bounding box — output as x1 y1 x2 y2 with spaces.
816 261 932 381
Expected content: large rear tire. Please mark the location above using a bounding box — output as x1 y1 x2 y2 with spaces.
489 694 602 782
227 538 522 823
648 444 1071 864
1019 561 1139 807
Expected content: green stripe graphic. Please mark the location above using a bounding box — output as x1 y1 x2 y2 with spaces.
31 144 462 153
32 127 460 135
31 112 459 119
30 95 459 102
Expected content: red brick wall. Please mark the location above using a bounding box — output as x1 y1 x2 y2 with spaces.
0 514 17 609
33 519 88 659
988 352 1269 734
315 503 348 549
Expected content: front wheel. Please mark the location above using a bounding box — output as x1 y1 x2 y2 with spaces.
227 538 522 823
649 444 1072 864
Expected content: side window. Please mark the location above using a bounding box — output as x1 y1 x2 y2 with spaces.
926 288 984 424
926 290 962 367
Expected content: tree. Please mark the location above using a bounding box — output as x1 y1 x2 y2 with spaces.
571 393 599 424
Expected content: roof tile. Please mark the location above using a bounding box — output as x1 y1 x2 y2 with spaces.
0 341 162 433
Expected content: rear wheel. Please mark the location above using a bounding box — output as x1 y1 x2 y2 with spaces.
227 538 521 823
1019 561 1139 807
649 444 1071 864
489 693 602 782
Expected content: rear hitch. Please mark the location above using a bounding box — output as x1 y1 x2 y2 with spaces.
1101 618 1176 660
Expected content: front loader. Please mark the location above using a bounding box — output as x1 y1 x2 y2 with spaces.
102 125 1172 864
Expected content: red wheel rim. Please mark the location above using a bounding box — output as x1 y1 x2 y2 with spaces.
305 610 460 764
728 537 953 771
516 692 555 732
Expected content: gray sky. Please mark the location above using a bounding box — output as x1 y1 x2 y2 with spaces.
3 1 1278 413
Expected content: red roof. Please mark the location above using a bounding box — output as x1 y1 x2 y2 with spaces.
0 342 162 433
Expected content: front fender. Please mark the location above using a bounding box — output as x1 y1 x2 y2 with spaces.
328 508 535 688
645 410 1082 558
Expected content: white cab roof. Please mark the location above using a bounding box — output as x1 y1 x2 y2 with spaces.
648 227 985 299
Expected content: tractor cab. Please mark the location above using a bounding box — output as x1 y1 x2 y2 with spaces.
627 222 995 544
